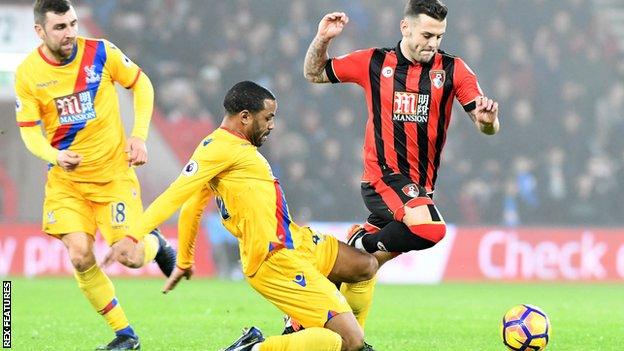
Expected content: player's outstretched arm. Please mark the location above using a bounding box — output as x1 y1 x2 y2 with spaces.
102 153 224 269
303 12 349 83
162 266 194 294
160 188 211 294
176 187 213 276
468 96 500 135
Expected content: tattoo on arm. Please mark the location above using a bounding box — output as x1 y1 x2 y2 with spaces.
303 37 331 83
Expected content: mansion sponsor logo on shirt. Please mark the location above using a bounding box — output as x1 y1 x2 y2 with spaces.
393 91 430 123
55 90 96 124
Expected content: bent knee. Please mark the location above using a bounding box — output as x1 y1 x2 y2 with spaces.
68 250 96 272
360 254 378 281
349 251 379 282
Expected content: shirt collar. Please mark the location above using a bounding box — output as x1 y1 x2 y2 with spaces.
38 43 78 67
395 40 434 67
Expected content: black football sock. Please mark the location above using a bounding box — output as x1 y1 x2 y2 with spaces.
361 221 436 253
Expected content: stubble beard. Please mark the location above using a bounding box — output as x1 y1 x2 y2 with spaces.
48 38 75 61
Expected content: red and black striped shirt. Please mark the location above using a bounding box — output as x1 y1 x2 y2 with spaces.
326 41 483 192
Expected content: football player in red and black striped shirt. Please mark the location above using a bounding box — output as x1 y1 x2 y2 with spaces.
304 0 500 328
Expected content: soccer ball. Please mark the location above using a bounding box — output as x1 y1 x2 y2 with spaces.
501 304 550 351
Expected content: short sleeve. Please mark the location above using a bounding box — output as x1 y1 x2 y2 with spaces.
103 40 142 89
453 57 484 112
326 48 374 86
14 66 42 127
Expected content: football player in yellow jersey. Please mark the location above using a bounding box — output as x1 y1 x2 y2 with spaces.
104 81 378 351
14 1 175 349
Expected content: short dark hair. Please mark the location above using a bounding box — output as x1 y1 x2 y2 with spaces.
223 81 276 115
34 0 72 25
404 0 448 21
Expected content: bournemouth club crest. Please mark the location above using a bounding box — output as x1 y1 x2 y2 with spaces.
402 183 420 198
430 70 445 89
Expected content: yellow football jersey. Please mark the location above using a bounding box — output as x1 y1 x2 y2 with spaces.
136 127 309 276
15 36 142 182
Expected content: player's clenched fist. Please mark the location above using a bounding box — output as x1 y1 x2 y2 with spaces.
474 95 499 124
126 136 148 166
317 12 349 41
56 149 82 171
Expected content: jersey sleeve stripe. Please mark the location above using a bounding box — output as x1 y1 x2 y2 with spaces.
325 59 340 83
17 120 41 127
125 69 142 89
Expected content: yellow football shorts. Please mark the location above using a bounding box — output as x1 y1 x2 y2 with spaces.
246 228 350 328
42 167 143 245
300 227 339 276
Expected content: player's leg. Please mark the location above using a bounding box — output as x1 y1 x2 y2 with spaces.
339 218 389 330
60 233 140 350
353 174 446 254
93 168 175 275
223 326 342 351
297 228 377 332
44 174 139 350
342 174 442 329
326 240 378 283
324 312 366 351
238 249 367 351
281 229 378 336
342 176 446 330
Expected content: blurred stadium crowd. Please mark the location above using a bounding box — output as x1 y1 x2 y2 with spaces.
8 0 624 225
89 0 624 225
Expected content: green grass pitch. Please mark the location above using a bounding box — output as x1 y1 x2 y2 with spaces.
8 278 623 350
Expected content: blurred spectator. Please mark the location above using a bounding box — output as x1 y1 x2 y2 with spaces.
83 0 623 225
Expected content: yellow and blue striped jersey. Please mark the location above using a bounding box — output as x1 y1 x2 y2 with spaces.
15 36 142 182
